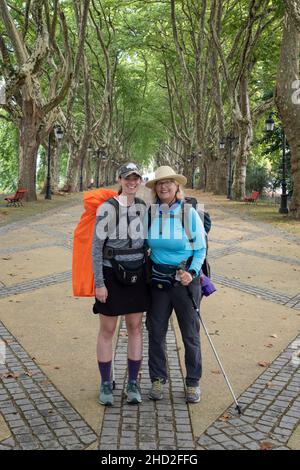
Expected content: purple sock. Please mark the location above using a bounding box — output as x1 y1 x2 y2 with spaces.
128 358 142 382
98 361 111 383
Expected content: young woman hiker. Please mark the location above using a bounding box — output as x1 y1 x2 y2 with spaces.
92 163 150 406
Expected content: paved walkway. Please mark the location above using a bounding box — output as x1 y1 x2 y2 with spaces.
0 188 299 450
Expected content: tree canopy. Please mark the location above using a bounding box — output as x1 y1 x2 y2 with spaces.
0 0 300 217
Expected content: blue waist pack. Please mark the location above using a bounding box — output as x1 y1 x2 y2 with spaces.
151 263 177 291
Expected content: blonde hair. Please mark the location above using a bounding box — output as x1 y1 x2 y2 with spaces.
151 182 185 202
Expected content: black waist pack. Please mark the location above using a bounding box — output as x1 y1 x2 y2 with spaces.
110 258 144 286
151 263 177 291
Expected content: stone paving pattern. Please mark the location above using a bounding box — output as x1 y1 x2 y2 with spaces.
0 195 299 449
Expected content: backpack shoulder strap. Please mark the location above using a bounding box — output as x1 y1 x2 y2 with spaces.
181 201 196 246
134 197 146 206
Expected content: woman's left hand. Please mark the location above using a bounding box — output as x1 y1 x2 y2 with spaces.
177 269 193 286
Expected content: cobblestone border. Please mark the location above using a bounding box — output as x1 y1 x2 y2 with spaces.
0 322 97 450
99 317 195 451
0 272 72 298
197 334 300 450
212 273 300 310
0 241 71 256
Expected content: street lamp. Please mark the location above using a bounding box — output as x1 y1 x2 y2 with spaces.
265 113 288 214
220 134 237 200
45 125 64 200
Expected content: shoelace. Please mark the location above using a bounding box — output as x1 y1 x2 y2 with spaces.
153 380 162 392
128 381 139 392
187 387 198 395
102 383 112 394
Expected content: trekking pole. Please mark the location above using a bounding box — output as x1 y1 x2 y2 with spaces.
111 351 116 390
186 285 242 414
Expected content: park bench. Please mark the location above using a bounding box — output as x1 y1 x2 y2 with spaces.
244 190 259 203
4 189 27 207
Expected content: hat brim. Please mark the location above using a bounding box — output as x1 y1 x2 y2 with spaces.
145 174 187 189
120 171 142 178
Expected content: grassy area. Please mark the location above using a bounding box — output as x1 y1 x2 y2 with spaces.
217 200 300 237
0 192 84 226
188 189 300 238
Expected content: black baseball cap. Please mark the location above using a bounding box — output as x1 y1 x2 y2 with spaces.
118 163 142 178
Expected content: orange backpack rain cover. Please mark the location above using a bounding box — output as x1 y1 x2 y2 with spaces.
72 188 117 297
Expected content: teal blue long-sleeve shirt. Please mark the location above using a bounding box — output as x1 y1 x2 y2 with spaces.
147 200 206 274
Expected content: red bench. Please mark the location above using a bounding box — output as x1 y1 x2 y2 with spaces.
4 189 27 207
244 191 259 203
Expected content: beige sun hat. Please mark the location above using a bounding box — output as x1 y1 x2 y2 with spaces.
145 166 187 189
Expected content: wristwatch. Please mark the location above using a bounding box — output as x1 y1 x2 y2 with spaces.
188 269 197 279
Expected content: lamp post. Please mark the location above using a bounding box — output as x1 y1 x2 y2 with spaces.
45 125 64 200
265 113 288 214
220 134 236 200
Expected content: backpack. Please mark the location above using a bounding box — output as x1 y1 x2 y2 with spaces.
148 196 212 277
73 191 147 296
182 196 211 277
72 188 117 297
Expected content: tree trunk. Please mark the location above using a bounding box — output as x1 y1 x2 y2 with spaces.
205 158 217 192
275 6 300 219
215 159 227 194
18 100 40 201
64 142 80 192
233 76 253 200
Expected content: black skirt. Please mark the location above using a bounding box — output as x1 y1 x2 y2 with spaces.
93 266 150 316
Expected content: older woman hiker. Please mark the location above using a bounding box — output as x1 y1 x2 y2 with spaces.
92 163 150 406
145 166 206 403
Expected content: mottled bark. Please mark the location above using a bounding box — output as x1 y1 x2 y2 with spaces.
18 99 41 201
204 158 217 192
215 160 227 194
276 5 300 218
234 76 253 200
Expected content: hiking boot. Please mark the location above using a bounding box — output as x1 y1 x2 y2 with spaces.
148 379 164 400
126 380 142 404
98 381 114 406
186 385 201 403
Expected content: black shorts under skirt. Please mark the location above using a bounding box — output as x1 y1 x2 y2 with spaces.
93 266 150 316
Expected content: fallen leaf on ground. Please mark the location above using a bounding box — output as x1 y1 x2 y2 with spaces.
2 257 12 260
219 414 231 422
270 334 278 338
40 380 52 386
2 372 19 379
258 361 271 367
211 370 221 375
266 381 273 388
72 337 79 340
259 441 274 450
54 366 60 370
264 343 273 348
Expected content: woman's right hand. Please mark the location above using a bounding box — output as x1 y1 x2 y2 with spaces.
95 286 108 303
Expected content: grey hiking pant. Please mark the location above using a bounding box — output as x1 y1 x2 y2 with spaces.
146 278 202 387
